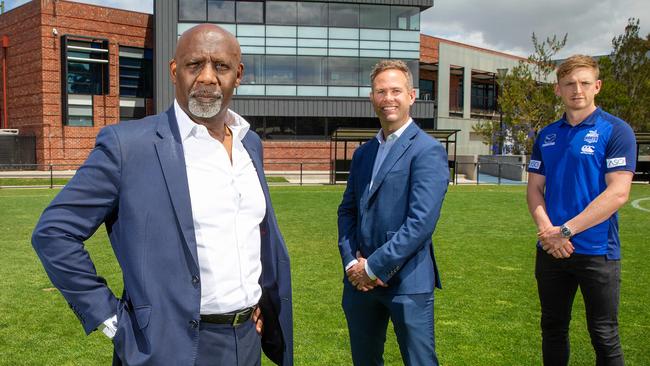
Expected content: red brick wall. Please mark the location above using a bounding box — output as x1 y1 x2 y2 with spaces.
0 0 153 167
420 34 439 64
261 140 360 172
0 2 43 144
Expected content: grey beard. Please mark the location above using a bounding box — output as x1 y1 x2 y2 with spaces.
188 97 222 118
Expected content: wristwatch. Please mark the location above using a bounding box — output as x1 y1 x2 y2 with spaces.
560 224 573 238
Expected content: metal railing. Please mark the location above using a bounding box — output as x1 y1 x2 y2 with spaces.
0 163 330 188
453 161 528 185
9 161 645 188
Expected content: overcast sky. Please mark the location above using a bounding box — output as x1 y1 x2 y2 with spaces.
6 0 650 58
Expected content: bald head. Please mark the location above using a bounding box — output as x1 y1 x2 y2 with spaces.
174 24 240 61
170 24 243 125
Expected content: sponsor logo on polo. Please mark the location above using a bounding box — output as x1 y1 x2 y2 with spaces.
606 157 627 168
580 145 595 155
542 133 556 147
528 160 541 169
584 129 599 144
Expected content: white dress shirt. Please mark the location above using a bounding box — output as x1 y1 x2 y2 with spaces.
175 100 266 314
100 103 267 337
346 119 413 280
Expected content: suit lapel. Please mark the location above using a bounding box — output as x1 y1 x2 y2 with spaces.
241 132 267 193
153 108 199 268
367 123 418 200
359 139 379 209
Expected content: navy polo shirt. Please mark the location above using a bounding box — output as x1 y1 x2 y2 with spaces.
528 107 636 259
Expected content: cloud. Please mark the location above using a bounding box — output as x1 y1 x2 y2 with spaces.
421 0 650 58
69 0 153 14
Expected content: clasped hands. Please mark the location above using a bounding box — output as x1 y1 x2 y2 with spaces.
538 226 574 259
346 251 388 292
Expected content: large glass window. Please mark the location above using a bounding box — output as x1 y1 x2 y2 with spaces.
329 3 359 28
267 1 296 25
266 55 296 84
419 79 435 101
265 116 296 139
119 98 146 121
67 61 101 94
66 40 108 95
67 95 93 127
242 54 265 84
297 56 326 85
296 117 327 139
208 0 235 22
406 59 419 85
391 6 419 30
236 1 263 23
360 5 390 29
179 0 206 21
471 82 497 111
62 36 109 126
359 58 380 86
297 2 327 26
119 47 153 98
327 57 358 86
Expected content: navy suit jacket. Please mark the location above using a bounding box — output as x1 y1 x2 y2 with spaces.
338 122 449 294
32 108 293 365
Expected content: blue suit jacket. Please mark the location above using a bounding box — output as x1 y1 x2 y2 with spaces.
32 108 293 365
338 122 449 294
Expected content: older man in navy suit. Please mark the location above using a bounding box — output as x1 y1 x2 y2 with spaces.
32 24 292 366
338 60 449 366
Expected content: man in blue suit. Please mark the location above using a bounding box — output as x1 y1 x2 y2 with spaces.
338 60 449 366
32 24 292 366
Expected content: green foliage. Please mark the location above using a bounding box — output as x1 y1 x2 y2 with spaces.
597 18 650 131
474 34 566 155
2 186 650 365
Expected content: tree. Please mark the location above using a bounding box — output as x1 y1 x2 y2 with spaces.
597 18 650 132
473 34 566 155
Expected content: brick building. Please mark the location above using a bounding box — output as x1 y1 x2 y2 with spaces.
0 1 527 169
0 0 152 166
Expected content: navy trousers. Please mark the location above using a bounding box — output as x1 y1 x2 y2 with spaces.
535 249 623 366
195 319 261 366
342 285 438 366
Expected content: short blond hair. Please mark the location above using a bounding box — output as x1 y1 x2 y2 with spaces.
556 54 599 81
370 60 414 90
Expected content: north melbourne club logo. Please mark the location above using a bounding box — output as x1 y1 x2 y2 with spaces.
584 130 599 144
542 134 556 147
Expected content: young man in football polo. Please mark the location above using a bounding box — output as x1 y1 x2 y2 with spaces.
526 54 636 366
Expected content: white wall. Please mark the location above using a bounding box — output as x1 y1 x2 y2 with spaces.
436 42 521 155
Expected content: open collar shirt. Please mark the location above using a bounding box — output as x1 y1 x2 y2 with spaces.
175 100 266 314
370 118 413 191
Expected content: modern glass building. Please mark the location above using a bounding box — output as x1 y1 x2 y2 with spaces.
154 0 435 140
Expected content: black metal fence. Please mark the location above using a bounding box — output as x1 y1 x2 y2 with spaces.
2 161 647 189
453 161 528 185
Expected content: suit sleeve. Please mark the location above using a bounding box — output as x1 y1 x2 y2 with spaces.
31 126 121 335
367 142 449 283
337 149 360 269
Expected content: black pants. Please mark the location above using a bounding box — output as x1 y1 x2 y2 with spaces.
535 250 623 366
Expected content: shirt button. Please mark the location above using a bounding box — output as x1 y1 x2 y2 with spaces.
191 275 199 285
189 320 199 328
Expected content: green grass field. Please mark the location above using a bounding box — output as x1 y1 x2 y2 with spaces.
1 185 649 365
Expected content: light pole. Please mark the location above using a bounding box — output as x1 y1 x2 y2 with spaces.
496 68 508 155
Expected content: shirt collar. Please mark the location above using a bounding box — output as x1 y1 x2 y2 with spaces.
375 118 413 144
174 99 250 142
560 107 600 128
